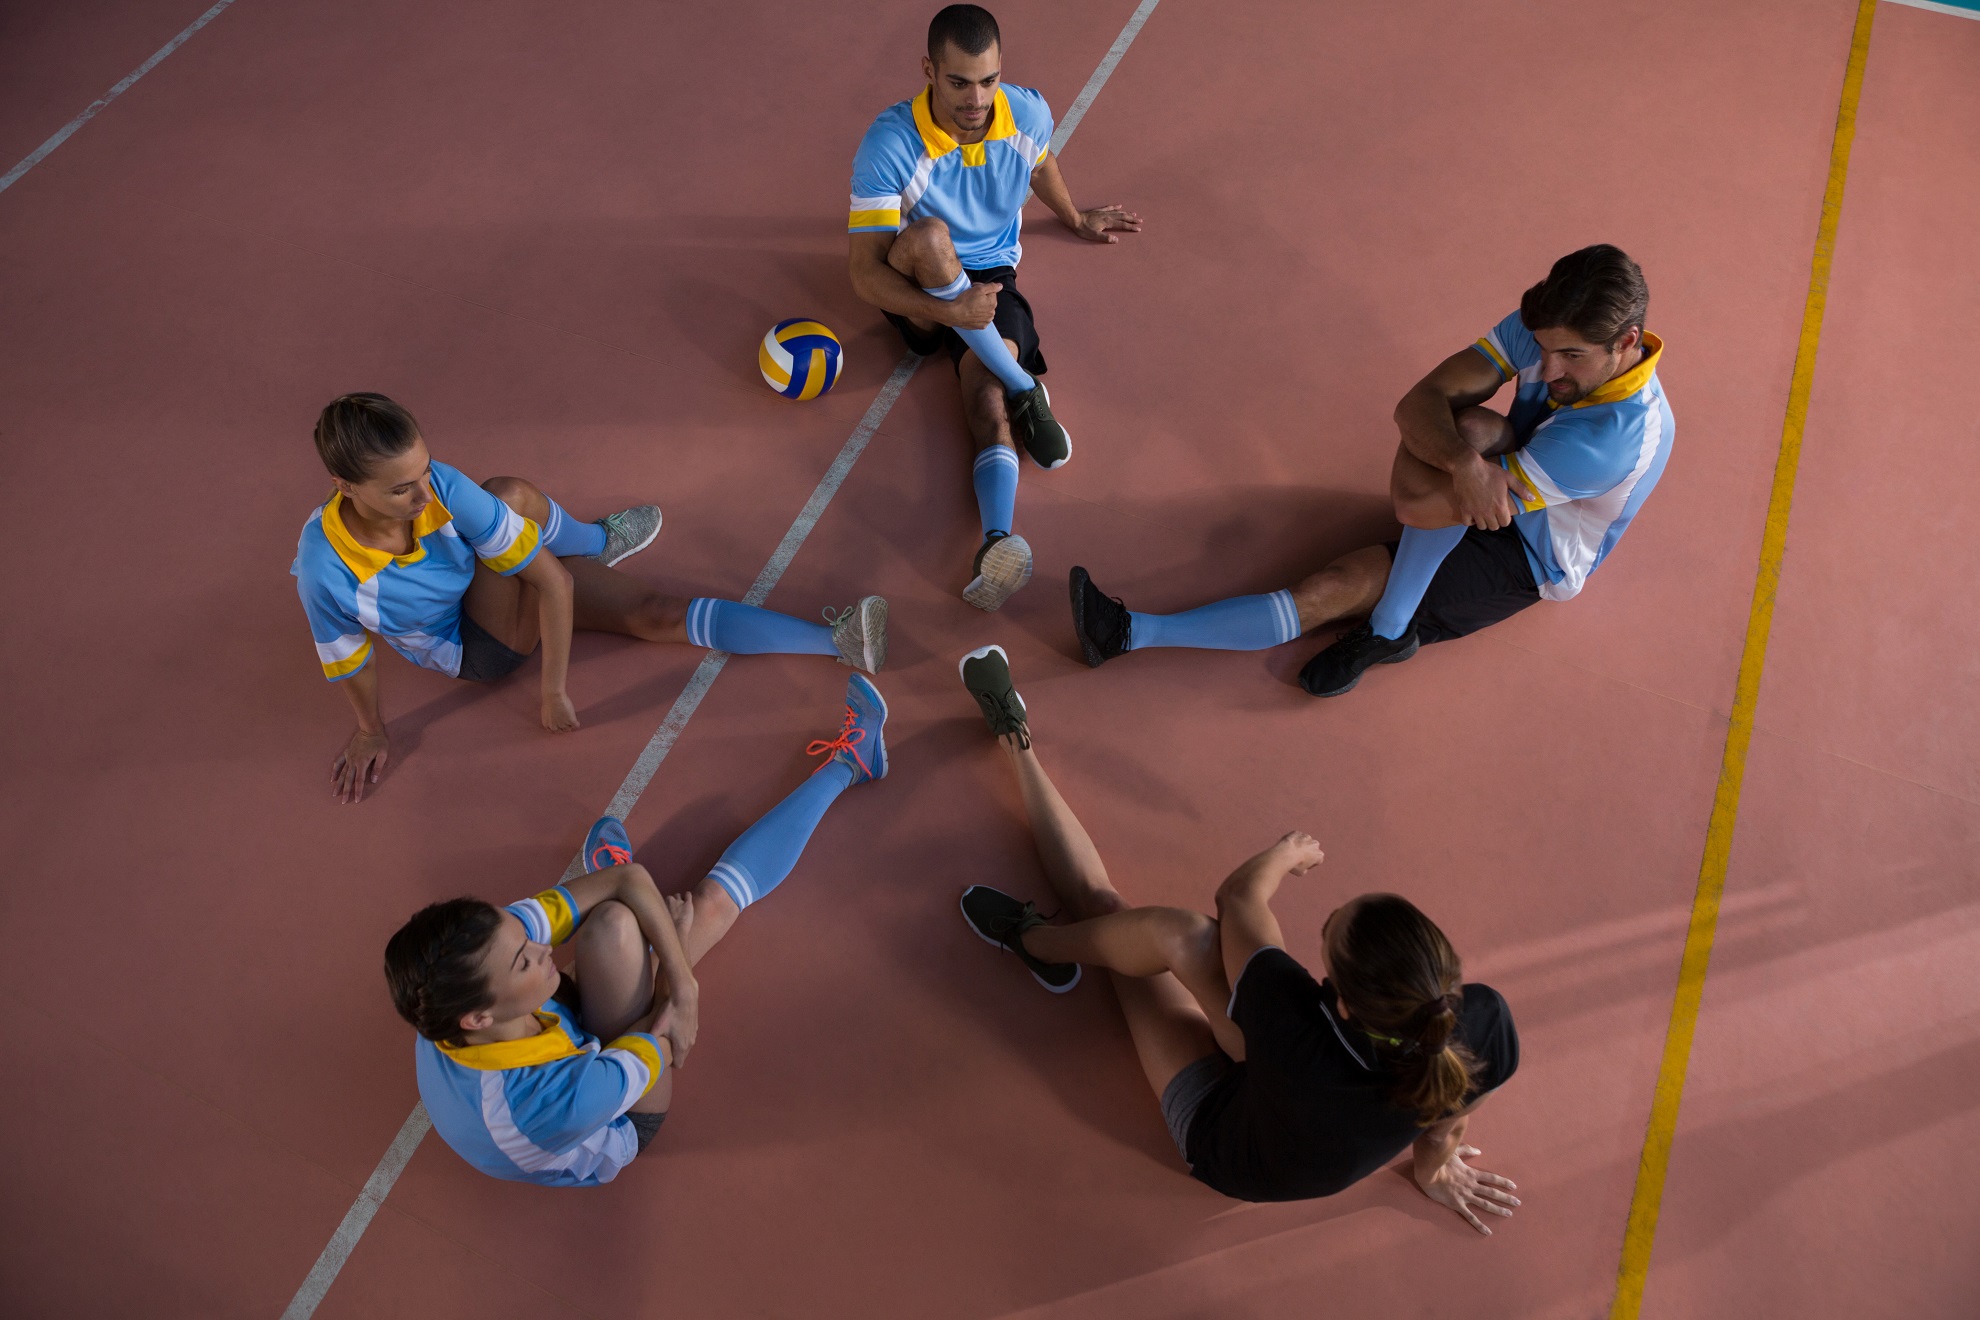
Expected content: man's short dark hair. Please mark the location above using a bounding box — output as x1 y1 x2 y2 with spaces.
385 898 503 1045
1519 245 1648 348
928 5 1000 63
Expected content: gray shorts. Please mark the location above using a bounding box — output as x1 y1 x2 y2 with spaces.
1160 1052 1235 1163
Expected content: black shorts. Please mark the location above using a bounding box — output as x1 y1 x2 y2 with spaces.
883 265 1048 377
456 612 533 683
557 973 668 1154
1384 524 1541 644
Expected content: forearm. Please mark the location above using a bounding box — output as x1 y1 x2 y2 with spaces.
1029 153 1081 229
609 867 698 1008
1413 1113 1468 1180
339 659 385 733
1214 853 1289 974
849 251 952 320
536 563 574 699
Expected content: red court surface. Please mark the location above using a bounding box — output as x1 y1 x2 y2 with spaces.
1 1 1974 1316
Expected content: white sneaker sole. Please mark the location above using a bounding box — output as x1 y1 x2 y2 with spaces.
833 595 888 673
957 644 1027 725
963 535 1033 612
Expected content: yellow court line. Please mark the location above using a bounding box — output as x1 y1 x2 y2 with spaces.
1608 1 1879 1314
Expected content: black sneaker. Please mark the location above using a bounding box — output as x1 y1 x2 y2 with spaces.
958 643 1029 747
959 886 1081 993
1068 566 1131 668
1008 383 1071 469
963 531 1033 612
1297 623 1420 696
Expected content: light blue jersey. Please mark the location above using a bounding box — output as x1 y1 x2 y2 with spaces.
849 84 1054 270
1472 312 1675 600
416 887 666 1188
291 460 540 681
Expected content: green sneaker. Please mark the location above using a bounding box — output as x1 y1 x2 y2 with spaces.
958 643 1029 747
594 505 662 566
1008 383 1071 470
824 596 888 673
963 531 1033 612
960 886 1081 993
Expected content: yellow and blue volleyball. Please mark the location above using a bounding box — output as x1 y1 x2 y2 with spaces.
759 319 844 400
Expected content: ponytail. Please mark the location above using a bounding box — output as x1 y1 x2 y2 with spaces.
1326 894 1479 1125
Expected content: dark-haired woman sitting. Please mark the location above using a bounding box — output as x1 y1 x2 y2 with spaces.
955 646 1520 1224
294 392 890 802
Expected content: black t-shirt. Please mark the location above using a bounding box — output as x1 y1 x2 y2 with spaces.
1185 947 1519 1202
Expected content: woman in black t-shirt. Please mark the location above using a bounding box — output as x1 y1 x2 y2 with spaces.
955 649 1521 1229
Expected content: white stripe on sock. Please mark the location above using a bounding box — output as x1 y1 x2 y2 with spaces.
973 446 1020 471
1270 590 1301 645
922 272 971 300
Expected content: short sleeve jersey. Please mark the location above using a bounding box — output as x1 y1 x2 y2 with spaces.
1185 947 1519 1203
414 887 667 1188
291 460 541 681
849 84 1054 270
1471 314 1676 601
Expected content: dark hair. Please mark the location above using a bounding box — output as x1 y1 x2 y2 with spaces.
384 898 503 1045
314 392 421 483
1519 244 1648 348
1326 894 1478 1125
928 4 1000 63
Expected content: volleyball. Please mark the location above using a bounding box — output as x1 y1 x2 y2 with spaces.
759 319 844 400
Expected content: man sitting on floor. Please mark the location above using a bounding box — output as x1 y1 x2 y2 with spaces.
847 4 1141 611
1069 245 1675 696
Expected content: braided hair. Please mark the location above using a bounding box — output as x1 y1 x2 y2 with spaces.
1325 894 1479 1125
384 898 504 1045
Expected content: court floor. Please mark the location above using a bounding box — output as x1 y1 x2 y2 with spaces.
1 0 1975 1316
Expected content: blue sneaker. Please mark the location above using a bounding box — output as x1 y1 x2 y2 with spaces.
582 815 634 873
806 672 888 784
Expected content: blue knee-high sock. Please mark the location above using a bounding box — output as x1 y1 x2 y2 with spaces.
708 760 854 909
923 271 1035 396
1369 525 1467 639
1127 590 1303 652
540 498 607 558
685 599 837 655
972 445 1020 537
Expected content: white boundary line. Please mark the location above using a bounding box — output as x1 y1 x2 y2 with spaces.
0 0 241 196
1883 0 1980 18
281 3 1161 1313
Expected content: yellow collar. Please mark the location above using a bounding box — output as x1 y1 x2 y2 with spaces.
439 1011 582 1070
1572 331 1664 409
913 86 1016 164
322 491 454 582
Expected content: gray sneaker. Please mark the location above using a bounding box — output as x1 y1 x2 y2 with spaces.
594 505 662 567
960 886 1080 993
958 643 1029 747
963 532 1033 612
825 596 888 673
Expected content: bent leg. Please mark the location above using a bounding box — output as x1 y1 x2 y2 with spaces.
1286 544 1394 633
1023 906 1245 1063
480 474 606 559
1000 734 1240 1097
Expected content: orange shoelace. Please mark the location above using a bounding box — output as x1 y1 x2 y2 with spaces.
805 704 869 777
590 843 633 869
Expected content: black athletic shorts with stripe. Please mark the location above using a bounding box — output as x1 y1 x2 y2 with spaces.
884 264 1047 377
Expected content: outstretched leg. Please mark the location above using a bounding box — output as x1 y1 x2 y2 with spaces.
463 476 884 670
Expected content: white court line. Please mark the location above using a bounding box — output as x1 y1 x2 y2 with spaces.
1883 0 1980 19
281 3 1162 1314
0 0 241 196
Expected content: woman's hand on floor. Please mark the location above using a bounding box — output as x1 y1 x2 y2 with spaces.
1415 1144 1520 1236
332 728 390 804
541 690 579 733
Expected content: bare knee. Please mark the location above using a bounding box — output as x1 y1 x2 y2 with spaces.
480 475 547 520
1455 406 1515 457
632 590 688 639
1154 908 1220 972
575 899 641 958
888 217 955 277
